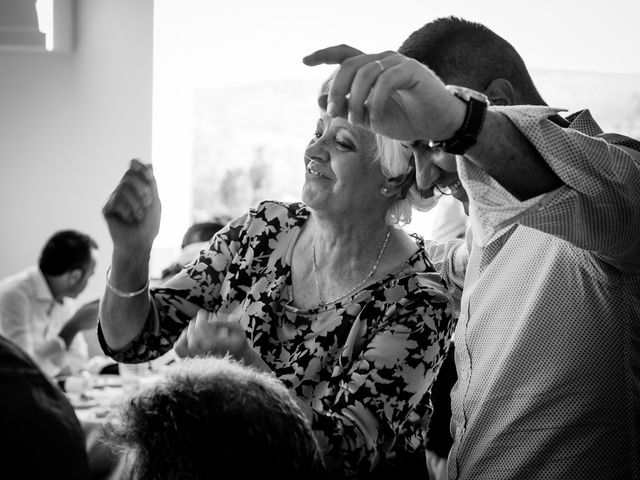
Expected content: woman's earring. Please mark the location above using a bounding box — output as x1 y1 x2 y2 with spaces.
380 186 389 196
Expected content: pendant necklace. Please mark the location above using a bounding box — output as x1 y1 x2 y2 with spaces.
311 227 391 307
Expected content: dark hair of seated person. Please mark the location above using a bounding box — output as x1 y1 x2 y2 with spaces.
39 229 98 276
0 335 91 479
180 221 228 250
160 220 227 281
103 356 328 480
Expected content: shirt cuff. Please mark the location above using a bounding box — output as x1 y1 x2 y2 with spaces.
457 105 566 246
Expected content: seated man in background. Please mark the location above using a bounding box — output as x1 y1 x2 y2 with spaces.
0 334 91 479
104 356 327 480
0 230 99 377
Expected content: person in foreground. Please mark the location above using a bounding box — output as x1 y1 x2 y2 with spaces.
0 334 90 479
103 356 326 479
0 230 99 377
303 16 640 480
98 78 455 477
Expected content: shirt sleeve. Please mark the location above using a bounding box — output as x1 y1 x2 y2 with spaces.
305 276 454 477
0 290 66 377
460 105 640 269
99 212 250 363
64 334 89 375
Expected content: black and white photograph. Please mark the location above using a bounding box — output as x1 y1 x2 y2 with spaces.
0 1 638 479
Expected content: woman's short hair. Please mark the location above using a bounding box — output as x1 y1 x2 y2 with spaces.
104 356 326 480
319 73 437 225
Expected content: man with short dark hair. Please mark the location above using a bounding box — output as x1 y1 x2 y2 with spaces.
304 16 640 479
0 230 99 377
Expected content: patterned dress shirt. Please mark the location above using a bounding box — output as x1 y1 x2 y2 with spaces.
426 106 640 480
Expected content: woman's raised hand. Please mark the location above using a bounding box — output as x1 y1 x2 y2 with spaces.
173 309 253 363
102 159 161 253
303 45 465 144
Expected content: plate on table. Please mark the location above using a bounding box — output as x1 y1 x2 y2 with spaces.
93 374 122 388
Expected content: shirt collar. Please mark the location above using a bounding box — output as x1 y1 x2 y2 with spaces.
564 109 604 136
565 109 640 152
27 266 57 303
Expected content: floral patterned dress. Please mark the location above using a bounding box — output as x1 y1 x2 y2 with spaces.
99 201 455 478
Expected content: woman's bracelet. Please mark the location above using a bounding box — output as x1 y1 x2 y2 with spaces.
105 266 149 298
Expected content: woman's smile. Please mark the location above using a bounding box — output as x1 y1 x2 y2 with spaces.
306 164 328 179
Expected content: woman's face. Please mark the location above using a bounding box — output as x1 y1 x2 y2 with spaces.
301 113 387 219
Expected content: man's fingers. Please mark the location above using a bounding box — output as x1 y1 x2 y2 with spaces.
327 51 397 119
302 44 363 66
348 54 404 127
365 62 413 129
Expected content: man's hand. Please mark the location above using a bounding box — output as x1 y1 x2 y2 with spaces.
303 45 465 143
102 159 161 254
58 299 99 348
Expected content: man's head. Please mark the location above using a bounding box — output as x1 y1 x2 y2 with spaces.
399 17 547 214
399 16 546 106
38 230 98 299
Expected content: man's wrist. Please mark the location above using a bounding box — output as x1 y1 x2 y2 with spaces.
428 86 490 155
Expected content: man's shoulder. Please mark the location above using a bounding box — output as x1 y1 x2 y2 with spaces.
565 110 640 152
0 267 36 300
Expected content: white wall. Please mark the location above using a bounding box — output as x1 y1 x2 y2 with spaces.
0 0 154 305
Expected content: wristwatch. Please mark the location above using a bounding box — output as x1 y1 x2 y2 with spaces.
428 85 490 155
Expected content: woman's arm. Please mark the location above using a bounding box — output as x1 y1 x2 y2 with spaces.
100 160 160 351
99 211 250 363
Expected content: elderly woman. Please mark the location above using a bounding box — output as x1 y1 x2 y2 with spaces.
99 76 454 478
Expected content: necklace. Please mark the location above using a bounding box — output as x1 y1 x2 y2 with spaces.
311 227 392 307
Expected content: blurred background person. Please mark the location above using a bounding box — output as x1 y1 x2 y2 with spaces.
104 356 327 480
0 230 99 378
158 219 228 282
0 334 91 479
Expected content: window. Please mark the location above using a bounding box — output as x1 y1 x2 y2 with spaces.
151 0 640 275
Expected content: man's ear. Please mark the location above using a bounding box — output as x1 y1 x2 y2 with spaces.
484 78 516 106
67 268 84 286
